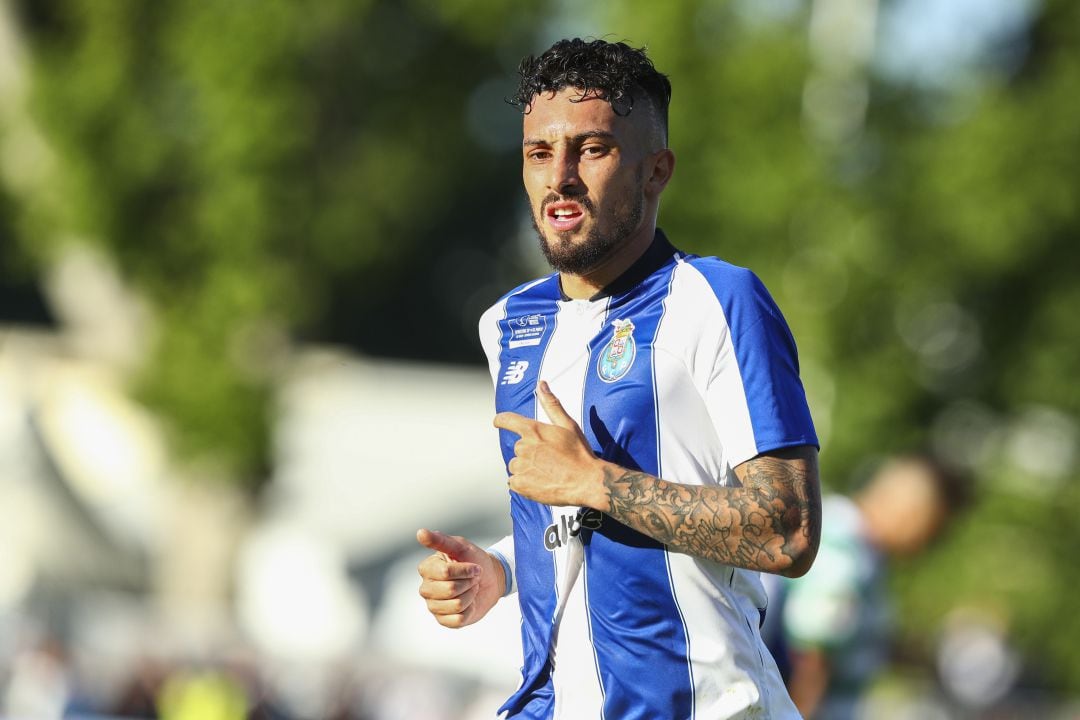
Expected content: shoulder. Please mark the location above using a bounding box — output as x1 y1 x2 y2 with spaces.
479 274 559 328
680 255 770 304
672 256 785 332
477 273 562 360
500 273 560 303
478 299 506 334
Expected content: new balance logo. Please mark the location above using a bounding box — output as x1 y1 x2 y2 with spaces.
500 360 530 385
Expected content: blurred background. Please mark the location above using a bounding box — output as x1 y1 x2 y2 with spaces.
0 0 1077 718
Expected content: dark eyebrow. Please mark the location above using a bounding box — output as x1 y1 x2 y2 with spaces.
523 130 618 148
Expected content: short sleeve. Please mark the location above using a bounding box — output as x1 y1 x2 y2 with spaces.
690 261 818 467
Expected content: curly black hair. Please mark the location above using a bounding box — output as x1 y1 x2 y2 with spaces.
510 38 671 140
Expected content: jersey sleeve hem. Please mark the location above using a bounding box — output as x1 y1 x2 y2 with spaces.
756 436 821 453
487 535 516 597
727 436 820 470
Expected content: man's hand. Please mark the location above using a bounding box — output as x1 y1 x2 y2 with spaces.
493 382 820 576
493 381 608 509
416 529 505 629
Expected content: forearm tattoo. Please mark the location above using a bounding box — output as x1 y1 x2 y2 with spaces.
601 452 821 573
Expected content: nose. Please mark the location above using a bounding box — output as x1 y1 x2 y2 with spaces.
549 148 582 195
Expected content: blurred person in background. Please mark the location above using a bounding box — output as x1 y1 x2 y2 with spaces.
3 635 72 719
416 38 821 719
762 453 972 720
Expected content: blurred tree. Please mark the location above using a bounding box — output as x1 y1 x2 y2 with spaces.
866 0 1080 693
7 0 547 484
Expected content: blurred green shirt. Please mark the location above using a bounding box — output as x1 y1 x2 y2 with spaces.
783 495 891 714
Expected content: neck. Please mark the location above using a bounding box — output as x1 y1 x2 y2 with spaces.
559 222 657 300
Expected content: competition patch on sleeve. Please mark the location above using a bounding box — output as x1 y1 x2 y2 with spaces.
505 313 548 348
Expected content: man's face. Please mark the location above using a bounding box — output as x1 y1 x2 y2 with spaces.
522 87 654 276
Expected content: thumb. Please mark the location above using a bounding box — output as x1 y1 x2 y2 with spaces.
537 381 579 432
416 528 473 560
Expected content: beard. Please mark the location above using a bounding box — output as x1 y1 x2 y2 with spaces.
532 187 645 276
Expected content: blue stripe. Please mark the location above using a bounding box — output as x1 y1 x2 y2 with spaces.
494 276 561 720
581 261 694 720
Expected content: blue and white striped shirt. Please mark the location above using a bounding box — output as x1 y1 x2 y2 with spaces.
480 231 817 720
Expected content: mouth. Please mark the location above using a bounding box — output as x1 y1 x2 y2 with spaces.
544 200 586 233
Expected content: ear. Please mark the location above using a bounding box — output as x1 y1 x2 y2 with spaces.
644 148 676 198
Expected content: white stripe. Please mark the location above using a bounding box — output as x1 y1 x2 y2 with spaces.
479 296 510 387
653 262 697 719
671 262 759 471
538 298 607 720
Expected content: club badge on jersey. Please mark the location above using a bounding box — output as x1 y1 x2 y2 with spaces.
597 318 637 383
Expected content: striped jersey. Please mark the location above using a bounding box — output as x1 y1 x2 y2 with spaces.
479 231 818 720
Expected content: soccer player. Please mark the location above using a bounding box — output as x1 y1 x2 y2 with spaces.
417 38 821 719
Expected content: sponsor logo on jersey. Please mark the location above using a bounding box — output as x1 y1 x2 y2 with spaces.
506 313 547 348
544 508 603 550
500 360 530 385
597 318 636 383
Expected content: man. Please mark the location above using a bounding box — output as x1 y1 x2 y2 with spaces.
764 454 971 719
417 38 821 719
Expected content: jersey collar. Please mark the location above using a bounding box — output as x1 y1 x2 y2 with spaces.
559 229 678 302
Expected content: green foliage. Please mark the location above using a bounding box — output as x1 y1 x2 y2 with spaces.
10 0 547 482
873 0 1080 690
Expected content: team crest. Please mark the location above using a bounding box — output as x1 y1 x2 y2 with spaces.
597 318 636 383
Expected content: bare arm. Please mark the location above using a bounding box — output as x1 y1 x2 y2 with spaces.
496 382 821 577
601 446 820 577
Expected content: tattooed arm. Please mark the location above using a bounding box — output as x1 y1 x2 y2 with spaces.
494 382 821 578
601 446 821 577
